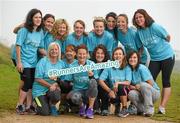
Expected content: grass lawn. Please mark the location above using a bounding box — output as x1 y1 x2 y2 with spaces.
0 44 19 113
0 64 19 112
0 43 180 122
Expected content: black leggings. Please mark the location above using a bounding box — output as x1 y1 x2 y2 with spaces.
98 85 120 111
98 85 109 111
57 80 72 94
21 68 35 92
34 89 61 116
149 56 175 88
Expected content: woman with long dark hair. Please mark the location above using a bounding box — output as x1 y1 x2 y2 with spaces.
15 8 44 114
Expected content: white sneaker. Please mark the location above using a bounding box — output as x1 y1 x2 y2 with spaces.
144 107 154 117
158 106 165 114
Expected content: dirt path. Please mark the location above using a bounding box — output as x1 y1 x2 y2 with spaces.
0 112 171 123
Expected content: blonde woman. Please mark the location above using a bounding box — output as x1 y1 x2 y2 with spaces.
32 42 64 116
51 19 70 56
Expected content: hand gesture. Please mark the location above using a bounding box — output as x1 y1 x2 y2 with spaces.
88 70 94 77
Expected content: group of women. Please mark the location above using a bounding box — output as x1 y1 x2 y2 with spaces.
11 8 175 119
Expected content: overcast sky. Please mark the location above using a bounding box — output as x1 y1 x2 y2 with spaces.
0 0 179 51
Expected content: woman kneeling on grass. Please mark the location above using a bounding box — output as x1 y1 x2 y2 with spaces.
127 51 160 116
66 44 98 119
32 42 64 116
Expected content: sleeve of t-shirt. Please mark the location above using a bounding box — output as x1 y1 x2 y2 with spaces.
59 62 73 81
135 32 143 49
139 65 152 82
152 23 169 39
64 35 70 49
93 70 99 79
92 63 99 79
83 36 88 46
35 58 46 79
16 28 28 46
125 66 132 82
65 63 74 81
99 68 109 81
87 34 92 52
107 35 114 52
39 31 45 49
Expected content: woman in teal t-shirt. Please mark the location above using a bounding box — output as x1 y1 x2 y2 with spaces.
127 51 160 116
117 14 148 65
133 9 175 115
41 14 55 52
12 13 55 114
105 12 118 50
67 44 98 119
99 47 132 118
87 17 115 57
91 44 110 116
65 20 88 48
51 19 70 57
15 8 44 115
32 42 64 116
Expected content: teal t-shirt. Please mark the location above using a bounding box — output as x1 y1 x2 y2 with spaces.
41 33 64 53
32 57 65 98
70 60 98 90
87 31 115 56
43 31 54 51
99 65 132 89
137 22 174 61
106 28 118 50
64 33 87 48
60 58 77 81
131 64 160 91
55 39 66 54
117 27 148 64
15 27 44 68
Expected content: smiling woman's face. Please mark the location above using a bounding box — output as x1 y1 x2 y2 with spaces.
49 44 59 58
77 48 87 64
33 12 42 27
74 22 84 37
117 16 128 31
94 21 105 36
44 17 54 32
113 49 124 62
95 48 105 63
135 13 146 28
58 23 67 36
129 53 138 68
106 16 116 30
